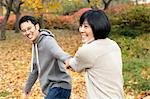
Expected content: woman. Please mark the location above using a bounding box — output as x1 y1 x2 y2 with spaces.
66 10 124 99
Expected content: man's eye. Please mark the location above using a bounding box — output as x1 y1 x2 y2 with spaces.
21 30 26 32
27 27 32 30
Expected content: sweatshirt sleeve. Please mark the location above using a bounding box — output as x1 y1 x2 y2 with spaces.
44 36 71 62
24 64 38 94
69 46 94 73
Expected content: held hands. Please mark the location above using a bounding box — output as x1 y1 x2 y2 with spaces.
64 59 70 69
64 59 74 71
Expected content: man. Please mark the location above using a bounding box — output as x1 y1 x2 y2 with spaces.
19 15 72 99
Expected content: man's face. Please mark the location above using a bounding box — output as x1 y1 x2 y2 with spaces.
20 21 39 42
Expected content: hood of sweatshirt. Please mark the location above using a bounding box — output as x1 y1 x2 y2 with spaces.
33 29 54 44
31 29 54 73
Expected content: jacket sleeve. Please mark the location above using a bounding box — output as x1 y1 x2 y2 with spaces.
24 64 38 94
44 36 71 62
69 46 94 73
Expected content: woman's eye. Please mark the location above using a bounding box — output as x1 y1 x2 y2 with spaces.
84 25 88 28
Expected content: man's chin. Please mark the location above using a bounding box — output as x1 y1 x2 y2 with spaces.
82 40 86 44
27 38 33 42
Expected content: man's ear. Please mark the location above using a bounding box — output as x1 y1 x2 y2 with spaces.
35 24 40 30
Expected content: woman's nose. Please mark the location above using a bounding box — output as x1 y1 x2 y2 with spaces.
79 26 84 33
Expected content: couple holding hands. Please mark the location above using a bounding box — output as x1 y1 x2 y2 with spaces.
19 10 124 99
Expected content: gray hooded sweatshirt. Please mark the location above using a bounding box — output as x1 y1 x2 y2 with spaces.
25 29 72 95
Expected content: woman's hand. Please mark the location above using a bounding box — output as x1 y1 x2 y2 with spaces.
64 59 71 69
64 59 74 71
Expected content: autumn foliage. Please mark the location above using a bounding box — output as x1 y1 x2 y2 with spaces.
0 16 3 24
44 8 91 30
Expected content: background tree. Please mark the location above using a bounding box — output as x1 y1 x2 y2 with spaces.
0 0 62 40
102 0 112 10
0 4 3 15
22 0 62 28
86 0 114 10
87 0 91 3
135 0 138 5
39 0 45 28
11 0 24 33
22 0 44 28
87 0 102 9
0 0 13 40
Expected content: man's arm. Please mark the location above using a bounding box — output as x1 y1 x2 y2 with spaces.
44 36 71 62
24 64 38 96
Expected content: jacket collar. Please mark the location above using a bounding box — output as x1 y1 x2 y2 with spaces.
33 29 54 44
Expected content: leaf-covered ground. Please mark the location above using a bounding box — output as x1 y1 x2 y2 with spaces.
0 30 85 99
0 30 149 99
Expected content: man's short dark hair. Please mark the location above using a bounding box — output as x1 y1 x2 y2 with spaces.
19 15 39 30
80 10 111 39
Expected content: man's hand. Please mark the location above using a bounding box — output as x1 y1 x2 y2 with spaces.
24 91 30 99
64 59 70 69
64 59 74 71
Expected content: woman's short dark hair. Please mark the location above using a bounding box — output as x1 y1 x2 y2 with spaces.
19 15 39 30
80 10 111 39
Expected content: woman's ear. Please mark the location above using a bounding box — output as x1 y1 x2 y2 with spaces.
35 24 40 30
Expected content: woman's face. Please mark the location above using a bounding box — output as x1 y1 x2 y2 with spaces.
79 21 95 44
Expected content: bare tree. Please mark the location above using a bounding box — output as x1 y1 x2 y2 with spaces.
11 0 24 33
39 0 45 29
87 0 91 3
0 0 13 40
0 3 3 15
135 0 138 5
102 0 112 10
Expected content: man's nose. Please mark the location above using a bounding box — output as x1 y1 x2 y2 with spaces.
25 30 30 35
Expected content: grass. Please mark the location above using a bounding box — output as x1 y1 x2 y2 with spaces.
0 29 149 98
0 91 11 97
123 57 150 93
111 31 150 91
110 32 150 97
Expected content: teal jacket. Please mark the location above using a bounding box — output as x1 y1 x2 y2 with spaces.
25 29 72 95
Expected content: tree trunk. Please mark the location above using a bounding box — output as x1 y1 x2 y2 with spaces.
14 12 21 33
0 0 13 40
13 1 23 33
102 0 112 10
39 0 44 29
0 9 11 40
87 0 91 3
39 14 44 29
0 5 3 16
135 0 138 5
0 29 6 40
103 2 109 10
